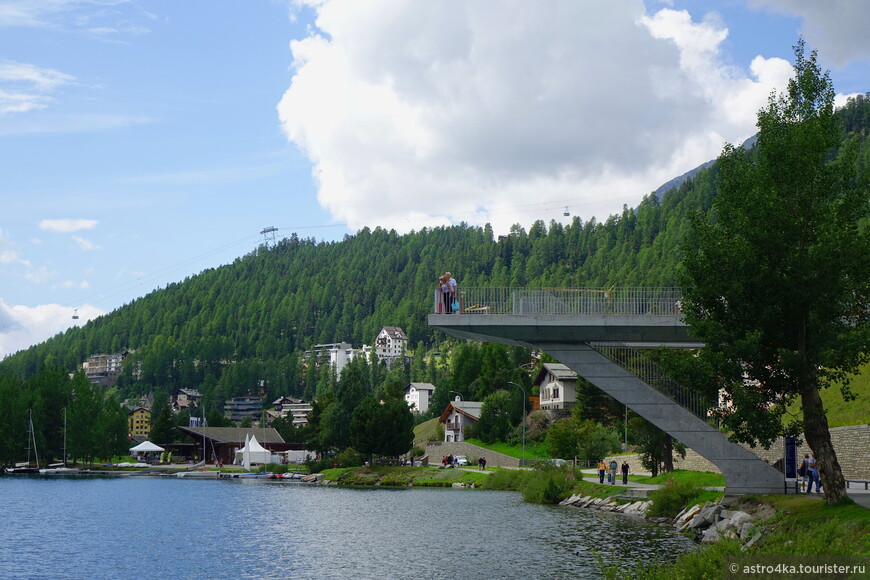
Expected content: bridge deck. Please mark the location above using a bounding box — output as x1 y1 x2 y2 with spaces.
428 313 699 346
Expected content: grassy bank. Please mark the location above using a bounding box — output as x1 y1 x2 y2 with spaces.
604 495 870 578
463 438 551 460
629 469 725 487
320 466 489 487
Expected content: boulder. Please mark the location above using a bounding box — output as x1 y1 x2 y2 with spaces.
700 504 723 525
690 513 711 530
674 504 702 528
727 511 753 528
700 527 720 544
560 494 581 506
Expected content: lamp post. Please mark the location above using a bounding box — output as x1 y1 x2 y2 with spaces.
507 381 526 467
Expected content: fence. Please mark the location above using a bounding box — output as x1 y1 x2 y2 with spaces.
433 287 682 316
588 342 714 420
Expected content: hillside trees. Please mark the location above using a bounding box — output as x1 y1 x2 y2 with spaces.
1 174 715 404
681 40 869 504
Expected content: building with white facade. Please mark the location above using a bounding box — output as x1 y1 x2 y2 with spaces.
375 326 408 366
533 362 579 417
404 382 436 414
305 342 359 376
439 400 483 443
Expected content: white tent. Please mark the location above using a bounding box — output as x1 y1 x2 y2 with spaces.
234 434 271 466
130 441 165 453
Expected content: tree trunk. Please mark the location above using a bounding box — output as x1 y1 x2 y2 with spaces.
801 384 848 504
662 434 674 473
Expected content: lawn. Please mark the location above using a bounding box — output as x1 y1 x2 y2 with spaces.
412 417 440 447
463 438 551 460
629 469 725 487
785 361 870 427
321 466 489 487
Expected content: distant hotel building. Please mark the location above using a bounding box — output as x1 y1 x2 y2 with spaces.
128 407 151 438
304 326 410 376
224 396 263 423
83 352 128 388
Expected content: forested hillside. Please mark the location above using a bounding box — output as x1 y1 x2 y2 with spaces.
2 94 867 414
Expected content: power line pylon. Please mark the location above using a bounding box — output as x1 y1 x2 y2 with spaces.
260 226 278 249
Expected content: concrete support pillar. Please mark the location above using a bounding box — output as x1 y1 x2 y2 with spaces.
543 343 784 495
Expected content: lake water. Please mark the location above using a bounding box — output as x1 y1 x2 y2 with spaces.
0 476 695 579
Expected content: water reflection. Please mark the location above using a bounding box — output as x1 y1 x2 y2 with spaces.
0 478 694 579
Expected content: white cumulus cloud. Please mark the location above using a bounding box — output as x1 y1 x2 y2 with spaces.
277 1 804 235
0 299 104 360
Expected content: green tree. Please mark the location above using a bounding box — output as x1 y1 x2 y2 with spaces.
351 395 414 461
545 416 619 462
66 373 103 466
681 40 869 504
628 416 686 477
330 358 371 450
476 390 515 443
98 392 131 461
149 399 177 444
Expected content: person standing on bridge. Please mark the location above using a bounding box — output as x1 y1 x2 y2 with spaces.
445 272 457 313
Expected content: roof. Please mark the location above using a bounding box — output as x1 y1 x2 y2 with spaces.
533 362 578 386
405 382 436 393
178 426 285 445
439 401 484 423
272 396 303 405
379 326 407 340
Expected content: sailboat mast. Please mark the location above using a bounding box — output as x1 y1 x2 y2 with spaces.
30 410 40 469
62 407 67 467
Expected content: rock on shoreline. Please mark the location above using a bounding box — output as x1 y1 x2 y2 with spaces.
559 494 770 546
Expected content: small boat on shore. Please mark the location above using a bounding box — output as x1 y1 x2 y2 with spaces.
5 462 39 475
6 410 41 474
39 465 81 475
176 470 221 479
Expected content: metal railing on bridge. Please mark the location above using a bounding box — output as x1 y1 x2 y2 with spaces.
588 342 715 420
433 286 682 316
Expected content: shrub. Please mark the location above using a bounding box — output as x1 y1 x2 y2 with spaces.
522 470 575 504
646 478 703 518
481 468 529 491
334 447 364 468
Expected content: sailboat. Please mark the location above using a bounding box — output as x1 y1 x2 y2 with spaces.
40 408 80 475
5 410 41 474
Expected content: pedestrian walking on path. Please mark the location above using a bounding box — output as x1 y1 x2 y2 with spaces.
621 460 630 485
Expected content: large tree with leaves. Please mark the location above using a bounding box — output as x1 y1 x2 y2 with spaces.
681 40 869 504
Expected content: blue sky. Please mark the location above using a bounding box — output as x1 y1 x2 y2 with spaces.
1 0 868 358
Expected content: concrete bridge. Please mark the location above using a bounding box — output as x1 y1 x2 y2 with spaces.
428 286 785 495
